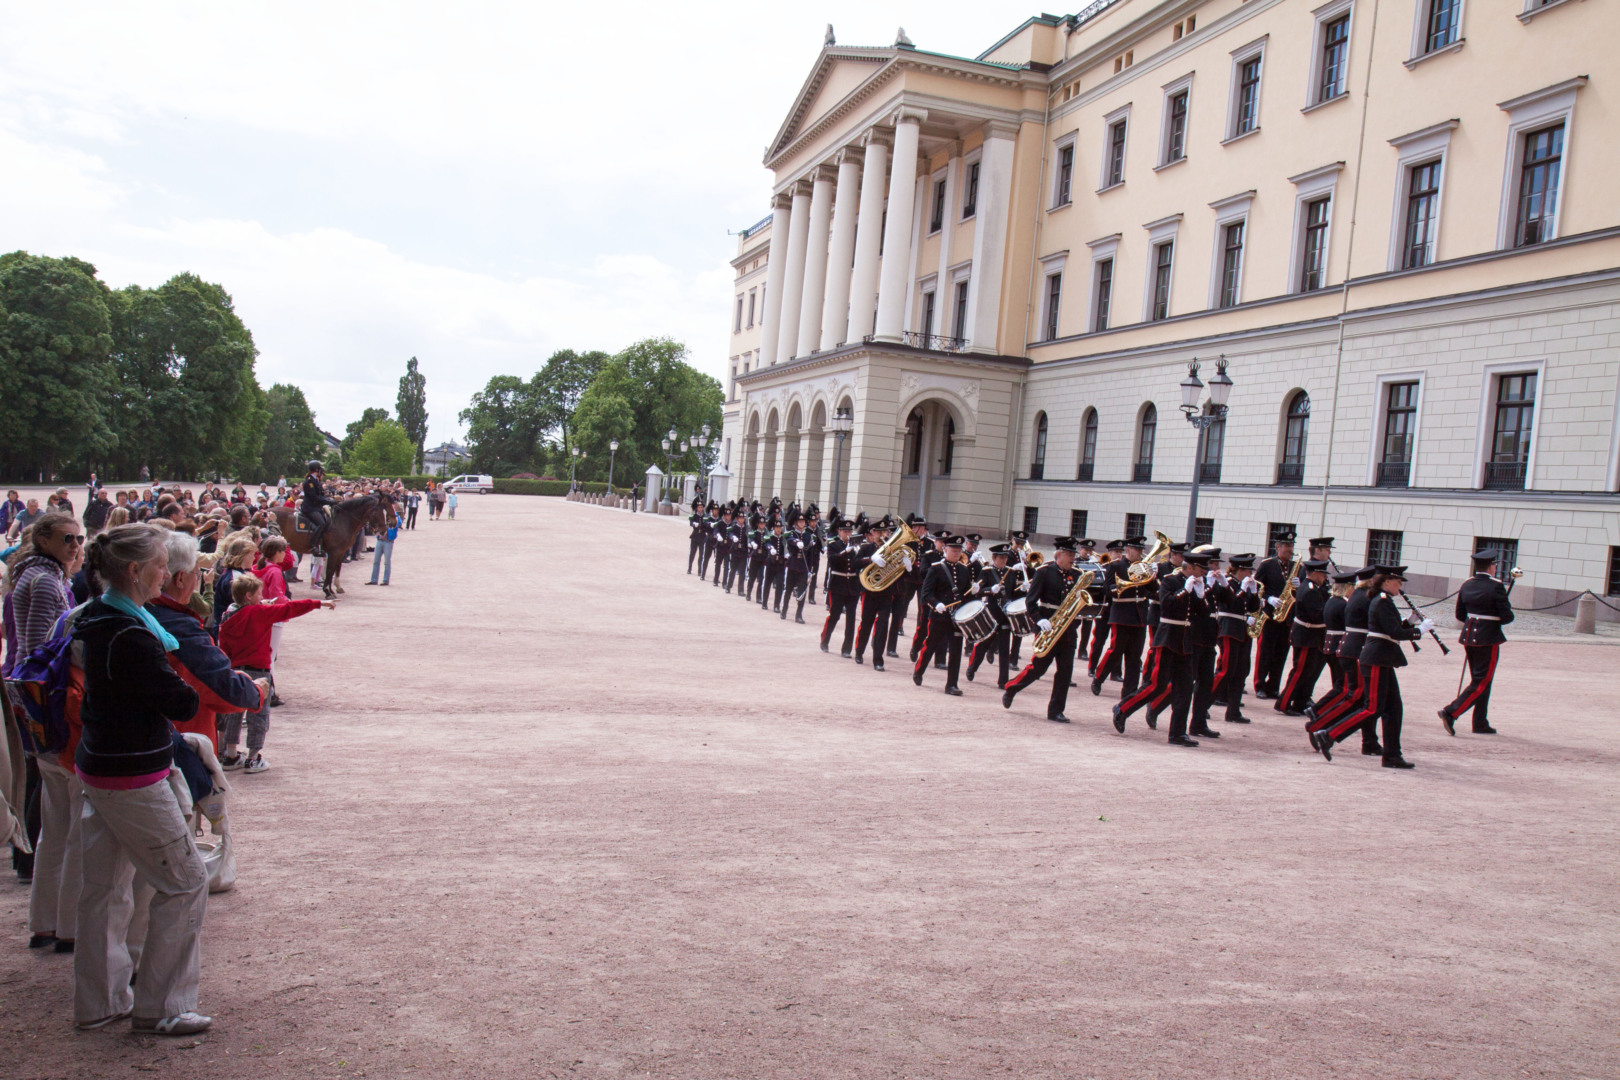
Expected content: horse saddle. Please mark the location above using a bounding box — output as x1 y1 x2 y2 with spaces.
293 513 316 533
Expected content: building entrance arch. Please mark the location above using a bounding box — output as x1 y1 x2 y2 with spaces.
896 396 961 523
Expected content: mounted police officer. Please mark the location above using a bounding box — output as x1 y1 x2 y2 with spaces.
300 460 335 555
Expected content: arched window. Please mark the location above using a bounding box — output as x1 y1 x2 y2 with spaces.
1278 391 1310 485
1078 408 1098 480
903 409 924 475
1031 412 1049 480
941 416 956 475
1134 404 1157 482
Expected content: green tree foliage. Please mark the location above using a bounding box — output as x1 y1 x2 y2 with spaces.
535 348 610 450
395 356 429 474
261 383 324 481
342 407 390 455
459 374 547 475
572 338 722 484
345 418 415 475
0 252 117 478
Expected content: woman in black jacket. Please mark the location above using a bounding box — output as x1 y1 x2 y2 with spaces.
1311 565 1428 769
71 524 212 1036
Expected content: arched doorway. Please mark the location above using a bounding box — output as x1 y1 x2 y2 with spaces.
805 401 827 508
760 408 780 499
896 398 959 522
781 403 803 503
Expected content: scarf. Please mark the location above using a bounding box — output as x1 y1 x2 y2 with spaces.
101 589 180 653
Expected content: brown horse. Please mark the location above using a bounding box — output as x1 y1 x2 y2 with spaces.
270 494 395 599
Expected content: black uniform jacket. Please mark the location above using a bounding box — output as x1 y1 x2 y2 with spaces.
1358 593 1421 668
1323 594 1348 654
300 474 332 514
1152 570 1208 654
1255 556 1296 625
1214 579 1262 639
824 538 863 597
1190 578 1220 648
765 531 788 570
922 559 976 614
1289 581 1329 649
1025 562 1081 632
784 529 810 574
1105 559 1152 626
978 564 1023 625
1455 573 1514 646
747 528 768 566
1338 587 1372 661
688 513 705 540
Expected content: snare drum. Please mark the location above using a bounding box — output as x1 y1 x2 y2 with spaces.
953 599 998 644
1003 597 1037 636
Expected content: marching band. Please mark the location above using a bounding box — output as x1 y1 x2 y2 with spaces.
684 496 1517 769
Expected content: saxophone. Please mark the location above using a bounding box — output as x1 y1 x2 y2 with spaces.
1033 569 1096 658
1248 552 1306 640
858 519 919 591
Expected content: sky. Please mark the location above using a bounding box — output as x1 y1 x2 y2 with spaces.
0 1 1028 446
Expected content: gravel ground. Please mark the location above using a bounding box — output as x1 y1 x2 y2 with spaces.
5 494 1618 1079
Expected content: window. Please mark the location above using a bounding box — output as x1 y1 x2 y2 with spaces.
1125 512 1146 540
1609 547 1620 597
1473 536 1518 575
1367 529 1404 567
1485 373 1535 489
1150 241 1174 321
1105 120 1128 187
1134 404 1157 482
1514 124 1563 247
952 280 970 339
759 284 766 328
1030 412 1049 480
1219 221 1245 308
746 289 757 328
1424 0 1461 53
1267 522 1297 554
1198 404 1225 484
920 291 936 337
1054 144 1075 207
1403 160 1442 268
1193 518 1215 547
1232 54 1262 137
729 361 738 400
1163 90 1189 165
904 410 924 475
1023 506 1040 535
1044 273 1063 341
1078 409 1098 481
1379 381 1418 486
1300 197 1331 291
1093 258 1114 332
734 295 744 332
1070 509 1088 537
1317 14 1351 104
1278 391 1309 485
930 178 947 233
941 416 955 475
962 162 980 218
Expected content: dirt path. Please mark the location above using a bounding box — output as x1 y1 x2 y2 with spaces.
6 494 1619 1079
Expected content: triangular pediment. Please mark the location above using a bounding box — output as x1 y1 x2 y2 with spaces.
766 47 895 165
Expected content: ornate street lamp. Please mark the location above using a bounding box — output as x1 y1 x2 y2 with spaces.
569 445 580 491
1179 355 1234 544
608 439 619 492
830 405 854 509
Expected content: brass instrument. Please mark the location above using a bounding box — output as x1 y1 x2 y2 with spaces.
1506 566 1524 595
1247 552 1306 640
858 518 919 591
1114 530 1172 593
1033 570 1096 658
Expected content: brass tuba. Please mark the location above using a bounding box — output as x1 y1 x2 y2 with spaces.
1115 530 1172 592
1033 570 1096 657
858 518 919 591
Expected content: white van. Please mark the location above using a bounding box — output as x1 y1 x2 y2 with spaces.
443 474 494 493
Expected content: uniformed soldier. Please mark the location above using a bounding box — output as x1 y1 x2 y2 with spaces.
1313 565 1429 768
820 519 861 656
1086 540 1124 677
1115 548 1211 746
697 501 721 580
744 514 768 602
1210 553 1262 725
966 544 1023 689
1438 547 1516 736
1276 559 1332 715
1252 530 1298 698
913 534 977 694
762 518 788 613
1306 566 1381 756
855 519 907 669
886 514 926 659
1092 536 1152 697
1002 536 1086 723
687 504 706 574
300 460 335 555
962 533 982 566
1187 546 1225 739
726 507 749 594
803 505 825 605
780 512 812 623
1318 570 1358 707
910 529 946 665
1072 539 1101 656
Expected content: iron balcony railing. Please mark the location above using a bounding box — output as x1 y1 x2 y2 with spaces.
1377 460 1411 487
1198 462 1222 484
1276 461 1305 486
1483 459 1527 490
901 331 967 352
1075 462 1094 482
1133 462 1154 483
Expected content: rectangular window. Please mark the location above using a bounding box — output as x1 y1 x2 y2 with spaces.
1609 547 1620 597
1319 15 1350 103
1164 90 1189 164
1093 258 1114 332
1044 272 1063 341
1070 509 1088 538
729 363 738 400
1473 536 1519 575
1425 0 1460 52
1267 522 1297 555
1151 241 1174 321
1106 120 1128 186
734 296 744 332
930 179 947 233
1235 56 1262 135
1485 372 1536 489
1219 221 1245 308
1125 512 1146 540
1193 517 1215 547
1515 123 1563 247
952 280 970 340
746 289 757 328
1055 145 1074 206
920 291 936 337
1023 506 1040 535
1367 529 1404 567
963 162 980 218
758 284 766 328
1379 381 1418 486
1403 161 1441 269
1300 197 1330 291
1199 409 1225 483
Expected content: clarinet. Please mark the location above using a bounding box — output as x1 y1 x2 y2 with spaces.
1397 591 1449 655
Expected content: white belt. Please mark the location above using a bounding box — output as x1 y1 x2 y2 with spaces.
1217 612 1248 621
1035 601 1059 610
1295 620 1325 629
1467 614 1500 621
1158 617 1190 627
1113 597 1147 603
1365 632 1396 642
830 570 857 577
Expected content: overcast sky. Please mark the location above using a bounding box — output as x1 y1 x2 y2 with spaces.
0 1 1025 444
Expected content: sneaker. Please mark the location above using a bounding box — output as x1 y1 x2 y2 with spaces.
132 1011 213 1036
76 1008 133 1031
243 754 269 774
220 752 246 771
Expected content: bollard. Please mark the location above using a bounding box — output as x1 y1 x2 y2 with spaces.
1574 593 1597 634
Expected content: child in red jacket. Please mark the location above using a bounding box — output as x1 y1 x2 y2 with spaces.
217 574 333 773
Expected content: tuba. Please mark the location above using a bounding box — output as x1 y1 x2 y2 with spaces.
858 518 919 591
1033 570 1096 658
1115 530 1172 592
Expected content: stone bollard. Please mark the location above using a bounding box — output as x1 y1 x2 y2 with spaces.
1574 593 1597 634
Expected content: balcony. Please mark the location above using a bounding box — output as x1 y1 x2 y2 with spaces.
1076 462 1094 482
1276 461 1305 486
1133 462 1153 483
1029 463 1045 481
1377 460 1411 487
1483 459 1527 490
1198 462 1222 484
900 331 967 353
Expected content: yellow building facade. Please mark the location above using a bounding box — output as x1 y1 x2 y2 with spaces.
723 0 1619 610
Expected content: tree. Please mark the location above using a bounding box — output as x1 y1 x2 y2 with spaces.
535 348 610 452
572 338 722 485
396 356 428 474
342 407 390 455
458 374 546 475
261 383 324 482
345 418 415 475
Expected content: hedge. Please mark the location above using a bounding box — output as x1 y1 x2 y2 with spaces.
324 474 454 487
494 479 634 497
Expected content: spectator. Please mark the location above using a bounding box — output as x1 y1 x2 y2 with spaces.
82 489 114 536
405 490 420 529
217 574 331 774
0 490 24 534
447 491 458 520
9 498 44 541
366 510 399 586
71 523 211 1035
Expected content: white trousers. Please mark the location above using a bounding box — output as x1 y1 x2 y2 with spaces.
29 757 83 939
75 780 207 1022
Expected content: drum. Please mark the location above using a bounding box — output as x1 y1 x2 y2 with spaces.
1004 597 1037 636
953 599 998 645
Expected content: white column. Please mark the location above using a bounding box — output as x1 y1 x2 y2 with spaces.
796 164 836 357
756 194 792 368
774 181 813 363
872 108 926 343
964 121 1019 353
820 150 862 350
846 134 890 343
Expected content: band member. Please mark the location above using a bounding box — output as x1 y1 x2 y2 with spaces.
1002 536 1085 722
910 530 946 665
1438 547 1515 736
1073 539 1101 655
780 512 811 623
1092 536 1152 697
887 514 926 659
1187 547 1225 739
744 514 768 602
726 508 748 593
803 506 824 605
1253 530 1297 698
1087 540 1123 677
963 534 982 565
856 519 907 669
1210 553 1262 724
1306 566 1381 755
1276 559 1332 715
1115 548 1210 745
762 519 788 613
697 502 720 580
300 460 334 555
820 519 861 656
914 535 976 694
1312 565 1429 769
1318 571 1357 705
687 504 706 574
966 544 1022 688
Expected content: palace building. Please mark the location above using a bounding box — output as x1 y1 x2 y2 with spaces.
720 0 1620 613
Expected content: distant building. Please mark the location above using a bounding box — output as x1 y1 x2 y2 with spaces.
423 441 471 476
319 429 342 454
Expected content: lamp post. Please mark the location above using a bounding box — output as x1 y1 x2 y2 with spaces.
660 435 672 504
699 423 712 501
569 445 580 492
830 405 853 509
608 439 619 493
1178 355 1234 544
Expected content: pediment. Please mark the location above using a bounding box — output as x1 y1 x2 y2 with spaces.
766 47 894 164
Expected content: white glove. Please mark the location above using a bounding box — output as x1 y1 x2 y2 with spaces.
969 580 982 595
902 555 914 570
1037 618 1053 632
1183 576 1200 594
795 540 803 550
1267 596 1281 609
1419 618 1435 633
1242 577 1259 594
1192 578 1206 598
871 552 886 568
1212 571 1228 587
934 603 946 614
991 584 1003 595
1246 615 1258 626
748 541 756 550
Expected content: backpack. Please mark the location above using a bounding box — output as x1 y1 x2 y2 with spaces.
5 633 74 756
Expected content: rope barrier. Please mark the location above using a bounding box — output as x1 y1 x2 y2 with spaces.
1409 588 1618 615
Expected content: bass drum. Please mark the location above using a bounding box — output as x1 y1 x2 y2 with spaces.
953 599 998 645
1003 597 1037 636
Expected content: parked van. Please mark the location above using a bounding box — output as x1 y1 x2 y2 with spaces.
443 474 494 493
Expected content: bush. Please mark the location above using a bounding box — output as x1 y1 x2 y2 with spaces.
493 479 634 497
324 474 449 487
